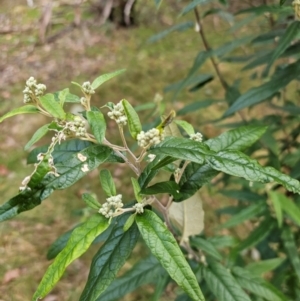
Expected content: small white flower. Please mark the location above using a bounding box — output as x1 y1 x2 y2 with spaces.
147 154 156 162
82 81 95 95
137 128 164 148
77 153 87 162
37 153 45 161
81 164 89 172
133 203 144 214
21 176 31 186
189 132 203 142
107 101 127 126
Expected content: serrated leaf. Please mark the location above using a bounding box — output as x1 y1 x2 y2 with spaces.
190 237 222 261
147 21 194 43
224 59 300 116
0 145 111 222
91 69 126 90
245 258 286 276
82 193 101 210
205 125 267 152
264 21 300 76
282 227 300 282
87 109 106 143
269 191 300 226
141 181 180 198
232 266 288 301
96 255 165 301
131 177 142 202
79 213 139 301
202 261 252 301
0 105 39 123
24 123 50 151
136 210 205 301
39 93 66 119
220 202 267 229
122 99 142 139
169 191 204 244
99 169 116 197
179 0 211 16
174 120 195 135
32 214 109 300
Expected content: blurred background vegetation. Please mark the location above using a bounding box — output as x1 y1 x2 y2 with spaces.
0 0 300 300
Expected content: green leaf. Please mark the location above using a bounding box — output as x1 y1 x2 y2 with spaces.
131 177 142 202
150 137 211 163
269 191 300 226
24 123 50 151
39 93 66 119
147 21 194 43
151 156 178 170
220 202 267 229
123 214 136 232
224 59 300 116
268 191 283 227
79 213 139 301
177 100 214 116
236 5 293 15
205 125 267 152
141 181 180 198
234 218 275 252
206 150 300 194
96 255 165 301
282 227 300 282
58 88 68 107
82 193 101 210
174 120 195 135
136 210 205 301
280 0 287 5
264 21 300 75
232 266 288 301
0 145 112 222
32 214 109 300
138 155 161 189
47 222 114 260
202 261 252 301
190 237 222 261
99 169 116 197
0 105 39 123
87 109 106 143
153 0 162 8
179 0 211 16
91 69 126 90
245 258 286 276
122 99 142 139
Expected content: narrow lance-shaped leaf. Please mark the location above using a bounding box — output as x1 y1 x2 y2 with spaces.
264 21 300 76
24 123 50 151
190 237 222 261
122 99 142 139
281 227 300 282
96 255 165 301
79 213 140 301
141 181 181 199
87 109 106 143
99 169 116 197
39 93 66 119
201 261 252 301
0 105 39 123
245 258 286 276
32 214 109 300
268 191 283 227
136 210 205 301
179 0 211 16
131 177 142 202
91 69 126 90
82 193 101 210
174 120 195 136
58 88 68 107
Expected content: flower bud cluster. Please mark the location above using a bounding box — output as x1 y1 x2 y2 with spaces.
137 128 164 148
133 203 144 214
107 102 127 126
82 81 95 95
23 77 46 103
189 132 203 142
63 117 86 138
99 194 124 218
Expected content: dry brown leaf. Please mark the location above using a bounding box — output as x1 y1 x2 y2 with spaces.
2 268 21 284
169 191 204 245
